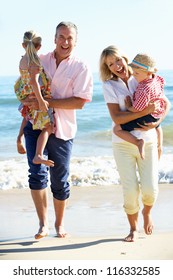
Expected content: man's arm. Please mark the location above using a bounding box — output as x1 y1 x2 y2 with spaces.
23 95 87 110
47 96 86 109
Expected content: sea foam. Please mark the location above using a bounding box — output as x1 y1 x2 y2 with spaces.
0 154 173 190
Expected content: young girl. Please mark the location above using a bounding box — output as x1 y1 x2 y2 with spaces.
14 30 54 167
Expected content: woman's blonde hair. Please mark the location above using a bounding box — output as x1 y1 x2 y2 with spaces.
99 45 132 82
23 30 42 66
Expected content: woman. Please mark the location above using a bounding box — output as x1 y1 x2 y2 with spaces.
99 45 170 242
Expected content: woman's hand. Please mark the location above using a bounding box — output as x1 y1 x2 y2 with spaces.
136 121 159 130
144 100 160 115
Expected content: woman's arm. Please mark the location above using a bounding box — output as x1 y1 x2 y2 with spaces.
107 102 157 125
138 96 171 130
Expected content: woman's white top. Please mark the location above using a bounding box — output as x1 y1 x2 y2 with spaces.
102 76 157 143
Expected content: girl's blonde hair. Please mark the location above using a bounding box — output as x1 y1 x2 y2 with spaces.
23 30 42 66
99 45 132 82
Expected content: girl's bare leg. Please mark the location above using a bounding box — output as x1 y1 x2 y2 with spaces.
33 125 54 167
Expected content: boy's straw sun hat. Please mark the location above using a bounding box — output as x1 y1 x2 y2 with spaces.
129 53 157 73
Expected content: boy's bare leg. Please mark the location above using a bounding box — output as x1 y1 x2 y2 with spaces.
156 126 163 160
114 125 145 159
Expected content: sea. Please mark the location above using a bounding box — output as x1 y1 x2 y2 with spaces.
0 71 173 190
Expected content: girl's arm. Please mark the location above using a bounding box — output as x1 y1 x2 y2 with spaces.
29 65 49 112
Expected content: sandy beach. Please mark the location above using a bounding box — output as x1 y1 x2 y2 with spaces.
0 184 173 260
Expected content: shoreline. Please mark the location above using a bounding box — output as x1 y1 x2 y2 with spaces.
0 184 173 260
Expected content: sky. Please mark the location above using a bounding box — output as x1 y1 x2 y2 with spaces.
1 0 173 76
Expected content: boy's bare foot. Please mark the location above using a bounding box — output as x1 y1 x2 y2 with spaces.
33 155 54 167
35 226 49 239
124 230 138 242
137 139 145 159
142 209 153 235
55 225 70 238
17 141 26 154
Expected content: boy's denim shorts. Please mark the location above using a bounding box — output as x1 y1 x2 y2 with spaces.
24 121 73 200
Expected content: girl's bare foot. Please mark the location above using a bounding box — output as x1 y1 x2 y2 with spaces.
17 141 26 154
33 155 54 167
137 139 145 160
35 226 49 239
124 230 138 242
142 209 153 235
55 225 70 238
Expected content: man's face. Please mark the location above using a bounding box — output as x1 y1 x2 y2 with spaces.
54 26 77 60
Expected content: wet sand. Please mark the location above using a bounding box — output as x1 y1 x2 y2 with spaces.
0 184 173 260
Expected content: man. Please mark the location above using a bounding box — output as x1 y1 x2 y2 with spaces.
24 21 93 238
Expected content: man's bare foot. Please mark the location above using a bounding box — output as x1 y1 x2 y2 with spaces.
55 226 70 238
137 139 145 160
142 209 153 235
35 226 49 239
17 141 26 154
33 155 54 167
124 230 138 242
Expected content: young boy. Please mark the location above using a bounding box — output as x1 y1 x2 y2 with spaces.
114 53 165 159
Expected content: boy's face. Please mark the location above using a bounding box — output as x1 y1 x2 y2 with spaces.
132 67 149 83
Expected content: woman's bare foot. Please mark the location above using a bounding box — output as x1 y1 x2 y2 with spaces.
124 230 138 242
142 209 153 235
17 141 26 154
35 226 49 239
137 139 145 160
55 225 70 238
33 155 54 167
